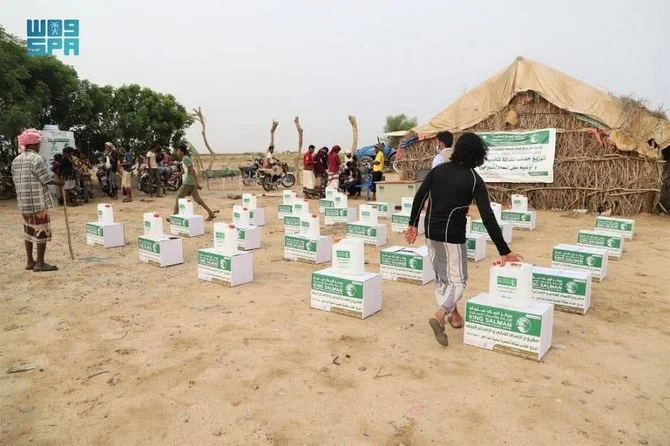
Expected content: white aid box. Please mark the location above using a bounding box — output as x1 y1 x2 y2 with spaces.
466 234 486 262
531 266 591 314
379 246 435 285
464 292 554 361
551 244 608 282
197 248 253 287
595 216 635 240
470 219 513 244
284 234 333 264
324 207 356 225
310 268 382 319
169 215 205 237
501 210 537 230
390 213 425 234
86 222 125 248
577 230 624 260
346 222 388 247
138 235 184 267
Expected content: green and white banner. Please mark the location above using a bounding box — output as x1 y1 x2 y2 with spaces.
476 128 556 183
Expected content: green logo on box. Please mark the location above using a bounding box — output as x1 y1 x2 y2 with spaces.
497 276 517 287
336 250 350 259
198 251 231 271
86 224 103 236
532 273 587 296
311 273 363 299
553 249 602 267
285 236 316 252
326 208 347 217
139 237 160 254
466 302 542 336
466 238 476 249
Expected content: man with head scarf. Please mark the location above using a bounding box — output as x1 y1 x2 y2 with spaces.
12 129 63 272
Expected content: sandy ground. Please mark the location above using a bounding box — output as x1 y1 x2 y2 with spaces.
1 177 669 445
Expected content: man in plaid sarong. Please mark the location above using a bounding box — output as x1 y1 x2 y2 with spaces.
12 129 62 272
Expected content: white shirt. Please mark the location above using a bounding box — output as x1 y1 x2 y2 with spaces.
146 151 157 169
431 148 453 169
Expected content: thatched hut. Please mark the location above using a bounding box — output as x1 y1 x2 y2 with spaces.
399 57 670 215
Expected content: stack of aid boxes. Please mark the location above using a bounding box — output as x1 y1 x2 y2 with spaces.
278 190 296 219
500 195 537 230
379 245 435 285
346 204 388 247
139 212 184 267
464 263 554 361
284 212 332 264
284 199 309 234
391 197 425 234
86 203 125 248
319 187 337 213
324 192 356 225
202 223 254 287
242 193 265 227
310 238 382 319
232 205 261 250
168 198 205 237
468 203 513 244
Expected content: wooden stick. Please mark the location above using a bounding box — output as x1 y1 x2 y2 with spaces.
294 117 304 185
61 186 75 260
348 115 358 154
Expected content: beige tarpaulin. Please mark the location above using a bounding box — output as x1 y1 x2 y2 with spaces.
412 56 669 158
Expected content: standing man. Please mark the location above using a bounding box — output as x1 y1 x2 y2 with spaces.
120 148 135 202
313 147 329 198
431 131 454 168
104 142 121 200
172 145 217 221
12 129 62 272
371 144 384 201
327 145 342 188
145 145 163 198
405 132 523 347
303 144 315 170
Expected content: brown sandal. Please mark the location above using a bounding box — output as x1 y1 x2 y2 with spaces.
33 263 58 272
447 315 463 329
429 318 449 346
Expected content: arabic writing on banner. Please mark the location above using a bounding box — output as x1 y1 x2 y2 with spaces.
475 128 556 183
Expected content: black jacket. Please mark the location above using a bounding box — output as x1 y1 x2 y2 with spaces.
409 162 511 255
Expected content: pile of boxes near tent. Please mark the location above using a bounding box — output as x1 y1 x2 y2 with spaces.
85 191 635 362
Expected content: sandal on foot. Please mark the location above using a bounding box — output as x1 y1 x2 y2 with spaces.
447 315 463 329
429 318 449 347
33 263 58 272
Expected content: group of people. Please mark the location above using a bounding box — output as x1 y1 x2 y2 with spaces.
301 143 385 200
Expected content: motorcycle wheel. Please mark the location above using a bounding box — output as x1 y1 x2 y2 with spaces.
0 182 14 200
262 175 274 192
166 176 182 192
139 176 153 195
282 173 296 188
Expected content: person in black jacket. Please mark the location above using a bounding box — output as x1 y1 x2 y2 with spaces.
405 132 523 347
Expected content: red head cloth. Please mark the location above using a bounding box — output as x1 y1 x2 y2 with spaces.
18 128 42 147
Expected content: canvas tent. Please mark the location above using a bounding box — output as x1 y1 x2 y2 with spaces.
400 57 667 214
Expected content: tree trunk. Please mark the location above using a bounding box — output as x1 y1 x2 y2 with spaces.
348 115 358 154
294 116 303 185
189 107 216 172
270 120 279 147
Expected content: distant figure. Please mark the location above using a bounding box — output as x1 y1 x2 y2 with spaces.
120 148 135 202
405 132 523 347
431 131 454 168
145 144 162 198
303 145 315 170
11 129 63 272
173 144 217 221
313 147 329 197
371 144 384 201
263 145 281 177
327 145 342 188
104 142 121 200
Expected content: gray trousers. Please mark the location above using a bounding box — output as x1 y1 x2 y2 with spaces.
427 239 468 314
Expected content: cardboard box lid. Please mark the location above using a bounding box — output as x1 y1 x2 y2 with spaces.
382 245 429 256
468 292 553 316
200 247 251 259
533 266 591 280
315 267 379 283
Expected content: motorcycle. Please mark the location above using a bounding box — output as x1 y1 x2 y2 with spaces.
0 163 15 200
96 165 116 198
239 157 264 186
139 161 182 194
261 163 296 191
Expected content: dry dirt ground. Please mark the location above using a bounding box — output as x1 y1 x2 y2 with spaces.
0 177 669 445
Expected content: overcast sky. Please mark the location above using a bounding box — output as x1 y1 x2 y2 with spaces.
3 0 669 153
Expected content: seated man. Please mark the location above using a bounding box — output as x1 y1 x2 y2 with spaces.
261 145 281 178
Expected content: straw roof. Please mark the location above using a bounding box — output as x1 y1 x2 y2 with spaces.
412 57 670 158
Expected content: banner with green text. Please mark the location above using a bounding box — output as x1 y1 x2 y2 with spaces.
475 128 556 183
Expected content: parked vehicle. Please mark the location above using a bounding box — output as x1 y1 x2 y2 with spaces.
96 165 116 198
239 157 264 186
0 163 15 200
139 161 182 194
261 163 296 191
354 143 399 173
